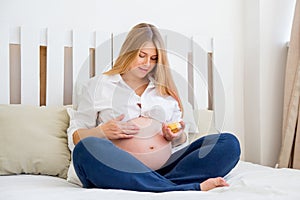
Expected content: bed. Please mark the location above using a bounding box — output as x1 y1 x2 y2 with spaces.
1 25 300 200
1 161 300 200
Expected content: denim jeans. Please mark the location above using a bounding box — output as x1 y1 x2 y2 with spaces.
73 133 240 192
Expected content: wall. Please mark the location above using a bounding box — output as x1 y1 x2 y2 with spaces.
0 0 242 36
244 0 296 166
1 0 295 165
244 0 262 164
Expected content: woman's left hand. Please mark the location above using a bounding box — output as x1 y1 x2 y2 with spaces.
162 121 185 141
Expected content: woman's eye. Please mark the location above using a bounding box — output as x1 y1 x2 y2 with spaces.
151 56 158 61
139 53 145 58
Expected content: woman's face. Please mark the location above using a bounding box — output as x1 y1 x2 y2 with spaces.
128 42 158 79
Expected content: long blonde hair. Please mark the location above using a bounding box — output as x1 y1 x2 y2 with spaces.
104 23 183 112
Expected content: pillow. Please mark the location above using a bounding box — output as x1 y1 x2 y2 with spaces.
0 104 71 178
189 109 217 142
67 160 83 186
181 100 197 134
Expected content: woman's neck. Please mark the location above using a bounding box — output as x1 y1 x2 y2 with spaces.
121 74 148 89
121 74 149 96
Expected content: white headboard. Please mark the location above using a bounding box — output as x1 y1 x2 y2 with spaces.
0 25 214 112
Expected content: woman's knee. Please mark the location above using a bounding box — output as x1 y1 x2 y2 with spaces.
73 137 112 162
220 133 241 159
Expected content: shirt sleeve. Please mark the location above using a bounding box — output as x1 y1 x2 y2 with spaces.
169 99 190 153
170 100 182 123
67 78 99 151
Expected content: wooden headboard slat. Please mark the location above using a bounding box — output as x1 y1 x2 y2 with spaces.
9 44 21 104
188 52 194 109
40 46 47 106
63 47 73 105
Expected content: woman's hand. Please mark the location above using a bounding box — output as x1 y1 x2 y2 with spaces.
162 121 185 142
99 114 140 140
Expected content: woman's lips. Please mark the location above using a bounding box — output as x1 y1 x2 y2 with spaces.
138 67 149 73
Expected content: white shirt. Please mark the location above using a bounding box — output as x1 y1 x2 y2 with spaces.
67 74 183 151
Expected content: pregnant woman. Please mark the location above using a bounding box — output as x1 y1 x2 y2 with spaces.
67 23 240 192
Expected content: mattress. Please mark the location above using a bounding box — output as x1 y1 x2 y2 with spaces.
0 161 299 200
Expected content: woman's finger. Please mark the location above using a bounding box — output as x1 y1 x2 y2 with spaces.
162 124 175 141
122 129 139 135
117 122 140 134
114 114 125 121
117 133 135 139
179 121 185 130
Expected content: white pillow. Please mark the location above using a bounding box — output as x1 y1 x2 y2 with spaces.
67 158 83 186
181 101 197 133
190 109 217 142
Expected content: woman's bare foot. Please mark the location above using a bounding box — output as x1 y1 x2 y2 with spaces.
200 177 229 191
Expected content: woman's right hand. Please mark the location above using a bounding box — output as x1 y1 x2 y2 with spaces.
99 114 140 140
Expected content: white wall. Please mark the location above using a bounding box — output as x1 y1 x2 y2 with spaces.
1 0 295 165
0 0 242 36
244 0 296 166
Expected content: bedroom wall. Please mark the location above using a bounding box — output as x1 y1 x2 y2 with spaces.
1 0 294 166
244 0 296 166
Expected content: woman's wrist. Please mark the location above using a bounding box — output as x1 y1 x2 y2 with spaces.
171 131 187 147
96 124 106 138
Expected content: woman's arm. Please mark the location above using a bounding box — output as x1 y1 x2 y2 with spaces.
72 127 105 145
73 114 140 145
67 79 99 151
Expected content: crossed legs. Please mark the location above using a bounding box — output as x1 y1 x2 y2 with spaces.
73 133 240 192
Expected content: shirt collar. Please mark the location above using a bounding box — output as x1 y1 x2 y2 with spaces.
109 74 122 83
147 75 156 89
108 74 156 89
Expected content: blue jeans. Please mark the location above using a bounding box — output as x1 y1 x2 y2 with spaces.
73 133 240 192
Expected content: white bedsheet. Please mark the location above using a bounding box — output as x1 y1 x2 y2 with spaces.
1 161 299 200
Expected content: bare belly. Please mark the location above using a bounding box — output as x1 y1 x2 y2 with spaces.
111 117 172 170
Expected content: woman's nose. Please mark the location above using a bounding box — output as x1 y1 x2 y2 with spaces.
143 57 151 66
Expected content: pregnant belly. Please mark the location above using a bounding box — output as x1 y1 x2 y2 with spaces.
111 117 172 170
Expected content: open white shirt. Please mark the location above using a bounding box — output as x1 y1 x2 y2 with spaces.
67 74 183 151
